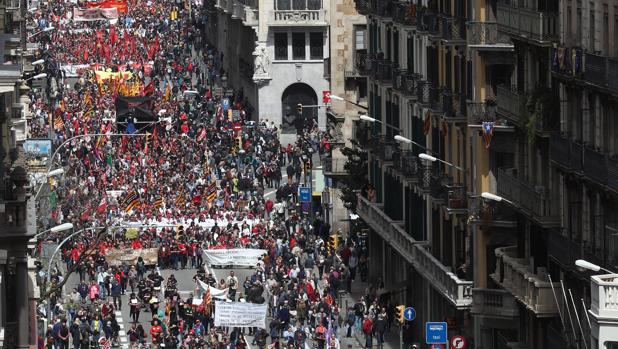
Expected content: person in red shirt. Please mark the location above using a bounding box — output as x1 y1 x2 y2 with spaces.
150 320 163 342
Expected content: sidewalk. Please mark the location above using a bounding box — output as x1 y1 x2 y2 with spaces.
337 277 400 349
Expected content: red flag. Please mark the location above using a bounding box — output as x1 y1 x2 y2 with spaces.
96 197 108 214
143 81 155 96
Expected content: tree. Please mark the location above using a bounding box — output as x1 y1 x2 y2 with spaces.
338 140 368 212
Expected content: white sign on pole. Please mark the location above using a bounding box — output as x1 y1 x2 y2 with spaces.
214 301 267 328
203 249 266 267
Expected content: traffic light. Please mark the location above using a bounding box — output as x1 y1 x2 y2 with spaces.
395 305 405 325
297 103 303 114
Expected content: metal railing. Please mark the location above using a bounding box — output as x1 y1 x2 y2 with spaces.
550 46 583 77
442 17 466 42
428 85 442 112
467 21 512 46
496 168 557 223
371 59 395 83
355 0 369 15
354 51 373 75
496 2 558 42
393 2 417 26
417 81 431 105
392 150 420 179
496 85 522 124
357 196 473 308
468 101 497 124
582 53 618 92
446 184 466 210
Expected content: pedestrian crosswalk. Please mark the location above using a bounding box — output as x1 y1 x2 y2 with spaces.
115 310 129 349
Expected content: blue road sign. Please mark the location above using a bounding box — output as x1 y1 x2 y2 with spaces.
222 98 230 111
300 202 311 213
299 187 311 202
425 322 448 344
404 307 416 321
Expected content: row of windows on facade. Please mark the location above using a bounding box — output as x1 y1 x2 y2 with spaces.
274 0 322 10
274 32 323 61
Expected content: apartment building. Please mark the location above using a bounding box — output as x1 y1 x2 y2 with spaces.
351 0 618 348
206 0 331 141
353 0 474 343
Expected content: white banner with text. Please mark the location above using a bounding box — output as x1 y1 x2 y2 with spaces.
214 301 267 328
203 248 266 266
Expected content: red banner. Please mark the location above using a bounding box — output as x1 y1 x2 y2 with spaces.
86 0 128 13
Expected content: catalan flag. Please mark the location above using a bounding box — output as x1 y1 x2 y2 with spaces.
174 191 185 207
54 115 64 130
206 181 217 203
153 197 164 209
144 132 151 153
123 190 141 213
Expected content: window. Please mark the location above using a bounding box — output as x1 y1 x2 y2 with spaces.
276 0 290 10
309 32 323 60
275 33 288 60
354 26 366 50
292 33 305 60
307 0 321 10
292 0 304 9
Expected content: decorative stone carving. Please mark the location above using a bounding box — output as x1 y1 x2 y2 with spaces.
252 43 272 85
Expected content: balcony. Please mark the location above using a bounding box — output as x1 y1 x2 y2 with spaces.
371 59 395 84
547 230 606 273
550 46 583 79
496 2 558 44
369 136 396 162
393 2 417 26
417 11 439 36
467 22 514 51
417 81 431 105
357 195 473 309
354 120 372 145
441 17 466 45
582 53 618 93
590 274 618 320
235 0 259 26
428 85 441 113
492 246 562 316
445 184 467 214
349 51 373 77
269 9 327 26
550 135 618 191
399 73 421 98
467 101 506 126
322 157 348 177
441 89 467 123
367 0 394 18
355 0 369 15
496 168 560 228
469 198 517 228
392 150 421 182
496 85 522 126
471 288 518 319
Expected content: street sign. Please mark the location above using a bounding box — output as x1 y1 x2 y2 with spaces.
322 90 331 105
222 98 230 111
404 307 416 321
425 322 448 344
299 187 311 202
300 201 311 213
450 335 467 349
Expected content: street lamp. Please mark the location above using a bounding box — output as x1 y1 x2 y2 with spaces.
481 192 515 205
330 94 368 110
359 114 382 123
33 167 65 201
24 73 47 81
394 135 427 151
419 152 465 172
575 259 614 274
33 222 74 240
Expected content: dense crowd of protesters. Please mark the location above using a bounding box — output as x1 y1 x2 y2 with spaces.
27 0 391 348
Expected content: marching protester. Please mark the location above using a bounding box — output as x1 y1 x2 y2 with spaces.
29 0 392 347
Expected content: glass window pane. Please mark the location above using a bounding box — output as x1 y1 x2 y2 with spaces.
275 33 288 60
276 0 290 10
355 27 366 50
310 32 323 60
292 33 306 60
307 0 320 10
292 0 305 10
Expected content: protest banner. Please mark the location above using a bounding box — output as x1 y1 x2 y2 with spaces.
86 0 128 13
214 301 267 328
203 248 266 267
196 279 228 299
73 8 118 21
105 247 158 266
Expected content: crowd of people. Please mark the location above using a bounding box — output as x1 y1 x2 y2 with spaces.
27 0 394 348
